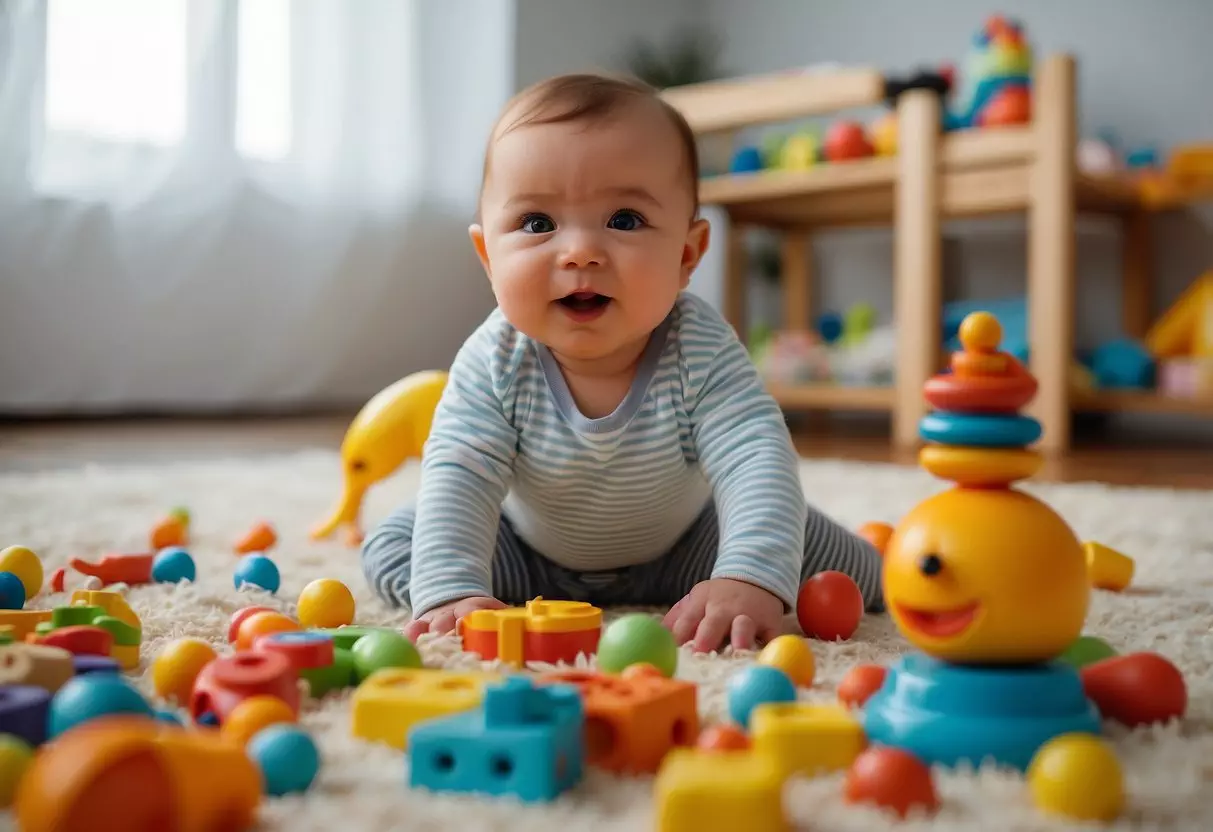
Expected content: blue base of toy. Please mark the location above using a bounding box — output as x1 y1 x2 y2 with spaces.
919 411 1042 447
861 653 1102 772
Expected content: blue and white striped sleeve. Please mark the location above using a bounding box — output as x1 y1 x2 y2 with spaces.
408 317 522 617
682 300 807 610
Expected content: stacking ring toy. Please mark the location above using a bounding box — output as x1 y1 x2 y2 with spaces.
919 445 1043 487
919 412 1042 448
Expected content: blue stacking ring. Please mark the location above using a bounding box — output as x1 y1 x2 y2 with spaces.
919 411 1041 447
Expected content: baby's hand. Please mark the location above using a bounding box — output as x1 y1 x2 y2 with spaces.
662 578 784 653
404 596 506 641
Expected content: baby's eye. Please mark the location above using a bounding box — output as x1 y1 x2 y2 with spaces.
607 209 645 231
520 214 555 233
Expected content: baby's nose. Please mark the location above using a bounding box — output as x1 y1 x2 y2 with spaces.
560 234 604 268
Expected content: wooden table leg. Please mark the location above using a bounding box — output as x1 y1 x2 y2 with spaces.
781 231 812 332
893 89 942 450
1027 55 1078 455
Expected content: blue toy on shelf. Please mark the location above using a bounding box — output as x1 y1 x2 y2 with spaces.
408 676 585 803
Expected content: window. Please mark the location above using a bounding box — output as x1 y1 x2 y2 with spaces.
41 0 293 164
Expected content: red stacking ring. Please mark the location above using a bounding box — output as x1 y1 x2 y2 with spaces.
254 630 334 670
922 370 1037 413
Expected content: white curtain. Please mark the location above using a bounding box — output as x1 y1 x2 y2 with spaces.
0 0 514 414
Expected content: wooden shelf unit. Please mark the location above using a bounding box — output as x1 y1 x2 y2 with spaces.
662 56 1213 452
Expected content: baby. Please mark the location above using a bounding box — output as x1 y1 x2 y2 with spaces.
362 73 884 653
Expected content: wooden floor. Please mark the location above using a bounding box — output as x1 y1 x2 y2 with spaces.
2 413 1212 489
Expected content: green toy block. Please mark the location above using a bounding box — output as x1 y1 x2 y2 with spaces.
311 626 396 652
51 605 104 628
92 615 141 647
300 647 356 697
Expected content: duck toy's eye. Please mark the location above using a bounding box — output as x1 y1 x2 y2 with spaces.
918 554 944 577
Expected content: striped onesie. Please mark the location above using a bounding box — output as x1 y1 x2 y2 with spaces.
362 291 884 619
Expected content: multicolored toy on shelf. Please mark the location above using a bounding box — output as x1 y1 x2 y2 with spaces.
751 303 896 388
1146 269 1213 398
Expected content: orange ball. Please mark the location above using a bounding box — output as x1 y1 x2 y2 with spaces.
844 747 940 819
228 605 274 643
958 311 1002 353
235 611 299 651
796 571 863 642
152 638 218 704
221 695 297 746
857 522 894 556
696 724 750 752
838 664 887 708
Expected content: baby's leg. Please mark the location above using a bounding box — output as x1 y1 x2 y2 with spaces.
360 503 553 613
627 501 884 612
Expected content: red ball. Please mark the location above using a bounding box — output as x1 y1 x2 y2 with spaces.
696 724 750 753
844 747 939 819
796 571 863 641
838 664 887 708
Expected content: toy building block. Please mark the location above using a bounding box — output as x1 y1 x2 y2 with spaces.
190 651 299 726
1144 271 1213 359
462 597 601 667
351 667 500 750
16 715 261 832
28 593 143 669
537 666 698 774
750 702 867 779
1083 542 1135 592
408 675 584 803
0 643 75 692
0 610 52 641
654 748 789 832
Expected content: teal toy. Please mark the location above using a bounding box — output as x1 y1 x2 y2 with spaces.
248 724 321 796
0 572 25 610
861 653 1101 772
408 676 584 803
595 614 678 678
919 412 1042 447
726 665 797 729
48 674 153 738
233 554 280 594
151 546 196 583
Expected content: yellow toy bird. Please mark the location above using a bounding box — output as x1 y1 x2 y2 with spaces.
311 369 448 546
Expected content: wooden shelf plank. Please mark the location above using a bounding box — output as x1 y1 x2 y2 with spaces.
1073 390 1213 416
767 383 894 411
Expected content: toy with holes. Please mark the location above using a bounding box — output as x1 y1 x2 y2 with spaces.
537 664 698 774
351 667 501 750
833 311 1188 821
461 597 602 667
408 675 585 803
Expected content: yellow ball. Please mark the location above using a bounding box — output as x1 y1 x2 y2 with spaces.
0 547 43 600
297 578 355 629
0 734 32 807
152 637 218 704
221 694 296 746
958 311 1002 353
756 634 816 687
1028 733 1125 822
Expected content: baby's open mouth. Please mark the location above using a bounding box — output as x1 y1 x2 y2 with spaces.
558 292 612 312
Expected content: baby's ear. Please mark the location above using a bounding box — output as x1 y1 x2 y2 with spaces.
468 224 491 278
680 217 711 286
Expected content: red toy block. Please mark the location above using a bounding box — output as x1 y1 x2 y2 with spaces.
462 598 601 667
37 625 113 657
189 651 299 727
254 630 334 671
538 666 698 774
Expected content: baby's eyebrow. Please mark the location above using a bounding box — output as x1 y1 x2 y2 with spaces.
602 185 662 208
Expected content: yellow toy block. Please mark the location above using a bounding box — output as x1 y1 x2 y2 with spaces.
1145 271 1213 359
351 667 500 750
654 748 789 832
1083 542 1135 592
70 589 141 631
750 702 867 778
0 610 51 641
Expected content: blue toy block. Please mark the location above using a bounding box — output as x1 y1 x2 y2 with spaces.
407 676 584 803
861 652 1101 772
1090 338 1155 389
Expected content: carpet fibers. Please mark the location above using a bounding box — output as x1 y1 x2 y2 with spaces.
2 450 1211 831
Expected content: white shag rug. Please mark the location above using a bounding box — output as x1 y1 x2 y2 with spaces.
2 449 1212 832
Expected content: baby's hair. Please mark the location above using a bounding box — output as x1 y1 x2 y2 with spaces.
481 73 701 217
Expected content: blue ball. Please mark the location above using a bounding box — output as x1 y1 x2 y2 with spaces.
49 674 152 737
234 554 280 594
0 571 25 610
729 145 764 174
816 312 844 344
247 724 320 795
152 547 196 584
727 665 797 728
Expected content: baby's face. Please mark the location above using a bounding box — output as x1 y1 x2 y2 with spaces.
471 103 708 369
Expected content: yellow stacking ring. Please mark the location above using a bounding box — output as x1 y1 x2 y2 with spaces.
919 445 1042 487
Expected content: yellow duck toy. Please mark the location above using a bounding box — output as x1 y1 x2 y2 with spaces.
311 369 448 546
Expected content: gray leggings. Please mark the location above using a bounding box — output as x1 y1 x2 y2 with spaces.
361 500 885 615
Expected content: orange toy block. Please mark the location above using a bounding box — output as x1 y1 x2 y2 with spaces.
461 597 601 667
538 666 698 774
750 702 868 778
0 610 52 641
351 667 501 750
1083 541 1135 592
15 715 261 832
654 748 789 832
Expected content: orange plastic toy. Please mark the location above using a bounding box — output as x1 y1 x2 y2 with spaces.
234 521 277 555
461 597 602 667
539 666 698 774
68 552 155 586
14 715 261 832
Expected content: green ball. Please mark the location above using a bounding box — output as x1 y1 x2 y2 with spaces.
0 734 33 807
351 630 421 682
300 647 356 697
596 614 678 677
1058 635 1118 669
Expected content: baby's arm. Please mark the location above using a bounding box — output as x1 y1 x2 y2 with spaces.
405 325 521 620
